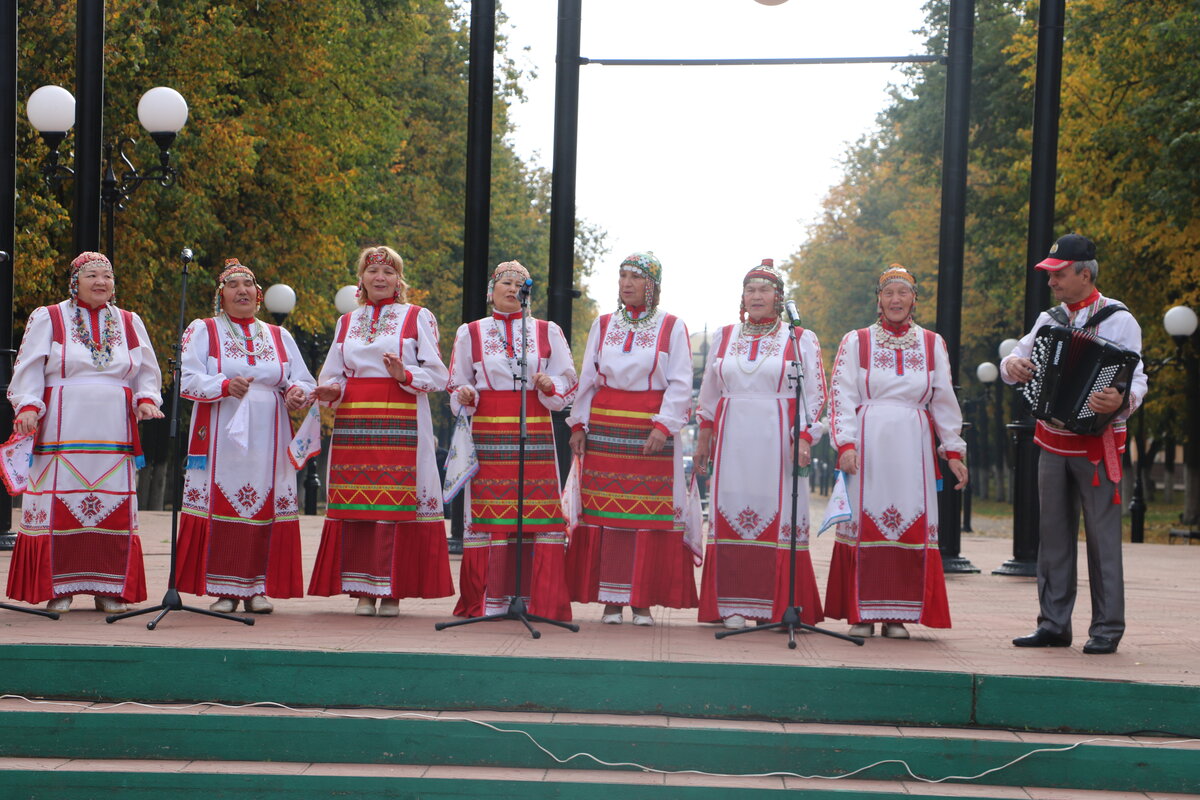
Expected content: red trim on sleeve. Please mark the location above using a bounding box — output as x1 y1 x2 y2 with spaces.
944 451 964 461
699 419 714 431
837 443 856 456
571 423 585 433
17 405 39 417
137 398 156 407
652 421 670 437
401 370 412 386
799 431 814 444
220 379 231 398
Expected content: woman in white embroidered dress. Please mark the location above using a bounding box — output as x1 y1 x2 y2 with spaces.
693 260 827 630
446 260 576 621
308 246 452 616
565 252 697 626
825 265 968 639
176 259 315 614
6 252 163 614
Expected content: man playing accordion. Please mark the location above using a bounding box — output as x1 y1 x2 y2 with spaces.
1001 234 1148 655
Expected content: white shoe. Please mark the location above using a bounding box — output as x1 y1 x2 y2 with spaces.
631 611 654 627
723 614 746 630
355 597 377 616
882 623 910 639
46 596 72 613
245 595 274 614
94 596 128 614
377 598 400 617
601 605 623 625
849 623 875 638
209 597 237 613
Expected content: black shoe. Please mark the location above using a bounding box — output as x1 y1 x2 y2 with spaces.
1012 629 1071 648
1082 636 1119 655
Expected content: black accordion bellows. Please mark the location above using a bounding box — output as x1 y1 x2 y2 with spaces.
1019 325 1141 436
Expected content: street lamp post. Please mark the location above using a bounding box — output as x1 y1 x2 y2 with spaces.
27 84 188 266
1164 305 1199 542
974 360 1000 523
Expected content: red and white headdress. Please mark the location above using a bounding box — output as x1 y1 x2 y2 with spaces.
213 257 264 316
69 251 113 301
487 260 531 305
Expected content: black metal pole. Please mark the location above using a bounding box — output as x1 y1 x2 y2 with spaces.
995 0 1064 577
1183 340 1200 532
0 0 17 550
454 0 496 554
548 0 583 487
935 0 978 573
1129 405 1146 543
73 0 103 255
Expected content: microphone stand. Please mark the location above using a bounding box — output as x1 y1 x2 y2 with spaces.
108 248 254 629
716 312 863 649
436 280 578 638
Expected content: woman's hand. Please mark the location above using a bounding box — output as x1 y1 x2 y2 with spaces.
382 351 408 384
838 448 858 475
694 428 712 474
228 376 253 399
455 385 478 406
948 457 968 490
135 404 165 421
532 372 555 394
643 427 668 455
284 386 308 411
569 429 586 458
312 384 341 403
14 409 38 436
794 438 812 468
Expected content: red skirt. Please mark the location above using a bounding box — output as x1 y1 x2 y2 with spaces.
308 518 453 599
697 543 823 625
453 532 572 620
176 512 304 599
565 524 698 609
823 540 951 628
5 530 146 605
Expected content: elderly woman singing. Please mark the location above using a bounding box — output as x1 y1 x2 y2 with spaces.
566 252 697 627
825 265 968 639
5 252 163 613
175 258 315 614
693 260 827 630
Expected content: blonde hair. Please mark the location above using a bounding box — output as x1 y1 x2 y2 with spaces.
354 245 409 305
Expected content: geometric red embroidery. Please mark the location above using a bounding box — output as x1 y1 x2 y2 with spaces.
879 505 904 531
79 494 103 518
235 484 259 508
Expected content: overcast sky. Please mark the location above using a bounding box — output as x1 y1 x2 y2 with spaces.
497 0 931 333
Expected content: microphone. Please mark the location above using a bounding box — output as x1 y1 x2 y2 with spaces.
519 278 533 302
180 248 194 263
785 300 802 327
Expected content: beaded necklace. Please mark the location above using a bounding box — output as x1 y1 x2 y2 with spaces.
72 303 120 370
221 313 273 359
735 320 781 375
617 304 659 330
872 320 919 351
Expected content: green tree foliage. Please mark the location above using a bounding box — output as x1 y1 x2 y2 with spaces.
786 0 1200 431
13 0 604 394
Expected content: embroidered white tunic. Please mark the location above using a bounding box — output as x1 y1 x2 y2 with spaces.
178 315 316 597
7 301 161 598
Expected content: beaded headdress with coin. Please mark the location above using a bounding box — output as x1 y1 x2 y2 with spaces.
876 263 918 317
739 258 786 322
616 251 663 312
487 260 531 305
69 251 114 303
212 258 264 316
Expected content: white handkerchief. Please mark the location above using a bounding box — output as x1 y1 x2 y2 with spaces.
226 397 252 452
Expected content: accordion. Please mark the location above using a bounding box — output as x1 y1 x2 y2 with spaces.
1019 325 1141 436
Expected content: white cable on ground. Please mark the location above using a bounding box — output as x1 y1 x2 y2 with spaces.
3 694 1196 785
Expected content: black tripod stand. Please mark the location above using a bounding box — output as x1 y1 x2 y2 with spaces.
436 279 578 639
0 600 59 620
107 248 254 629
716 310 863 650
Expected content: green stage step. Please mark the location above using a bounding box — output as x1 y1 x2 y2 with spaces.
1 709 1197 794
0 771 1025 800
4 645 1199 735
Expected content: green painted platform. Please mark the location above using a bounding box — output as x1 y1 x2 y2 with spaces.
4 645 1198 735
